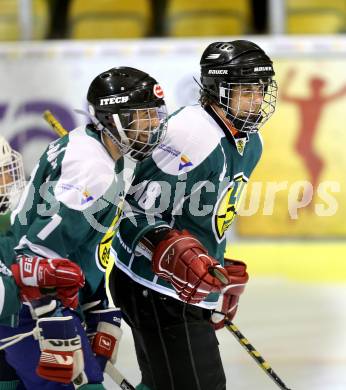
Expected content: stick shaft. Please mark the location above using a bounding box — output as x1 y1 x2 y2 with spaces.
211 270 292 389
225 321 292 390
105 361 136 390
43 110 68 137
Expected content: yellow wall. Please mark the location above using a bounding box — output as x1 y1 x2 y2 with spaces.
226 242 346 282
238 60 346 237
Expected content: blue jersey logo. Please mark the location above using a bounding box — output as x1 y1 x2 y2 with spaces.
81 190 94 205
179 154 193 171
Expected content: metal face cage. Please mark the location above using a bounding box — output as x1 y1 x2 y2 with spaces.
102 104 168 161
219 79 278 133
0 140 25 214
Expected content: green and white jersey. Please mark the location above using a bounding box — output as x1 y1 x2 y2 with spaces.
111 105 263 309
11 126 124 303
0 231 20 325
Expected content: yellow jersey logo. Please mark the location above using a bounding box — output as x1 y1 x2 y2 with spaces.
96 205 122 272
213 174 247 242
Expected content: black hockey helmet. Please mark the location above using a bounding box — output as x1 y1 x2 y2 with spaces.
87 66 167 161
200 40 277 133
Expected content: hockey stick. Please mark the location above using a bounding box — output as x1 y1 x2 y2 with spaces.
43 110 68 137
42 110 136 390
224 321 292 390
208 269 292 389
105 362 135 390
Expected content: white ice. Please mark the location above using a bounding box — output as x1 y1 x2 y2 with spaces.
103 278 346 390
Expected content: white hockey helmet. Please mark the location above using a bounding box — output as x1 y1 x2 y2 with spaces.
0 136 25 214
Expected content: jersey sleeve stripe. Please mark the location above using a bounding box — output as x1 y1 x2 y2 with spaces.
0 278 5 316
15 236 63 258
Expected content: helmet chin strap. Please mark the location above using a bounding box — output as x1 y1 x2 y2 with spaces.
111 114 130 146
102 127 130 158
193 76 204 90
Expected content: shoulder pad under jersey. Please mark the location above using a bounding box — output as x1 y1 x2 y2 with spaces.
54 126 116 210
152 105 224 175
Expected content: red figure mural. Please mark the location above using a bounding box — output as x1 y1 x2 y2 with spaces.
281 69 346 201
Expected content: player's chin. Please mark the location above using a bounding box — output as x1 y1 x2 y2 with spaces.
238 113 262 124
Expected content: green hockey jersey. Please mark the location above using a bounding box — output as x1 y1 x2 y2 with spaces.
0 231 20 325
111 105 263 309
11 126 124 304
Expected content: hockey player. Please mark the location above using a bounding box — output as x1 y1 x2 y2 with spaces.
0 136 86 389
0 136 26 320
0 67 168 389
0 137 84 323
109 40 277 389
0 137 24 389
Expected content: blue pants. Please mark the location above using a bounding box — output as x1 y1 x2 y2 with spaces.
0 305 104 389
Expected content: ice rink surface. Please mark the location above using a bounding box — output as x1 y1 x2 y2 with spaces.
103 278 346 390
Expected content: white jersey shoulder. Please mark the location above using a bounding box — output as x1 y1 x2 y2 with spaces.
55 126 116 211
152 105 224 175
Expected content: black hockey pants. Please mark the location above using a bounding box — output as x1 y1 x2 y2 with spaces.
109 267 226 390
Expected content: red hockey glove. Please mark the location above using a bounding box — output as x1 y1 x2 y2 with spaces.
11 256 85 309
85 308 123 372
35 316 85 384
211 259 249 330
152 229 230 304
